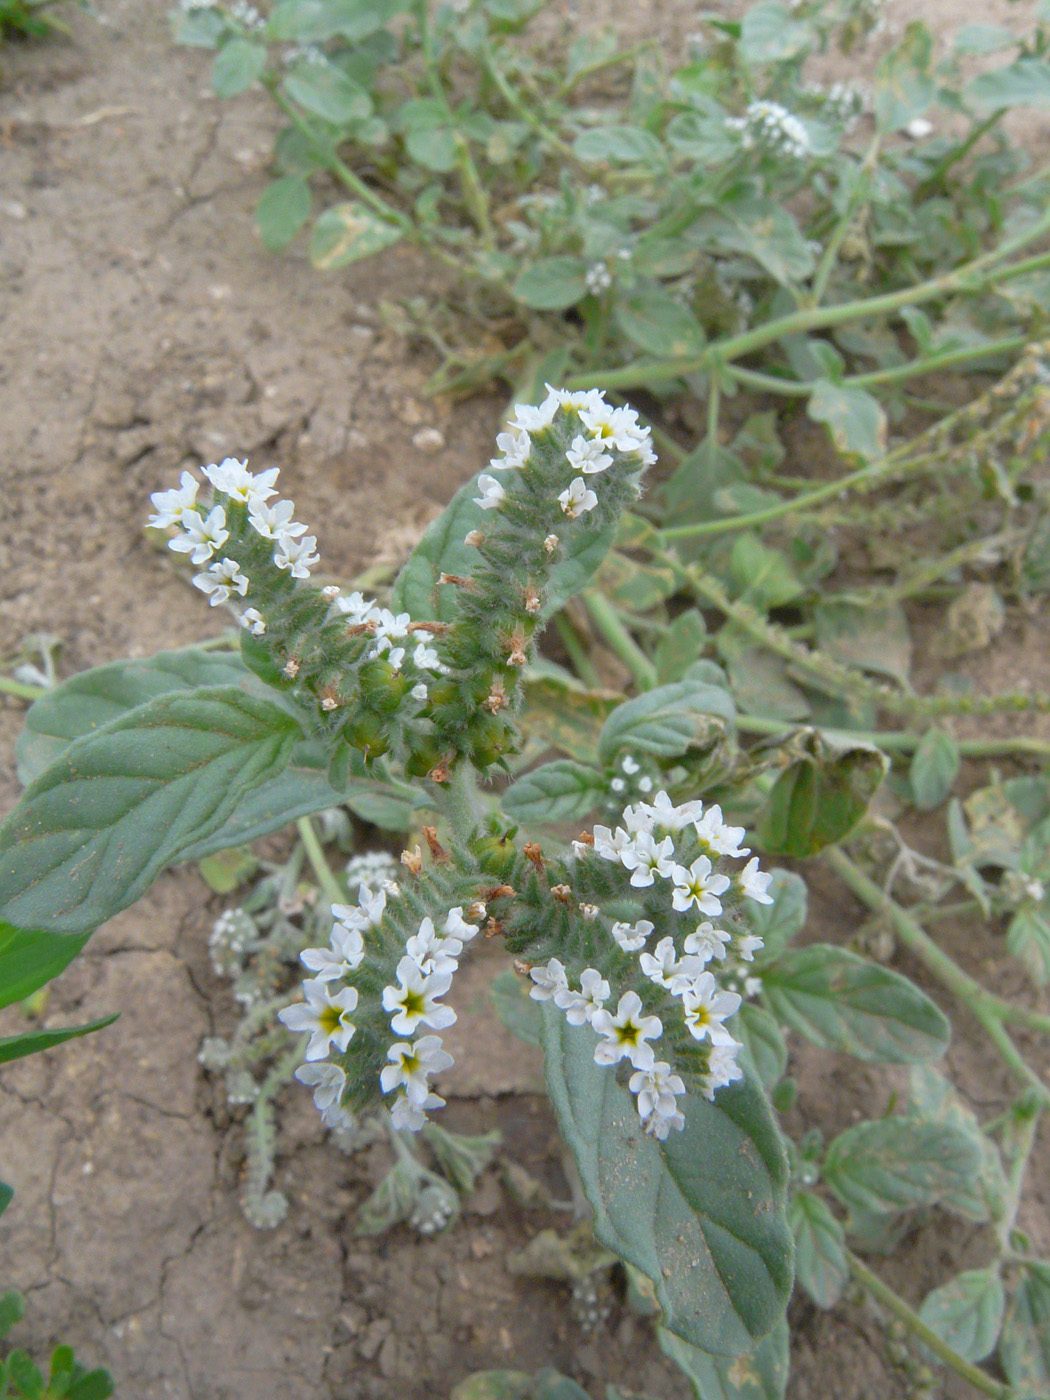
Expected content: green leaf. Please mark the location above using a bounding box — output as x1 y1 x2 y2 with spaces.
512 256 589 311
489 969 541 1047
399 98 458 171
613 281 705 358
502 761 607 824
541 1008 793 1355
745 871 806 960
822 1116 980 1216
597 680 735 765
789 1192 848 1309
655 613 708 684
174 7 226 46
873 22 936 131
909 727 960 810
8 1352 44 1400
918 1268 1004 1364
266 0 408 42
573 125 664 165
807 380 887 463
908 1064 1007 1223
711 201 816 285
0 688 301 934
47 1345 75 1385
67 1371 115 1400
658 1316 789 1399
966 58 1050 109
0 1183 13 1223
449 1374 532 1400
0 921 92 1011
255 175 312 252
1001 1262 1050 1389
761 945 950 1063
953 23 1018 56
756 731 887 857
284 62 371 123
0 1013 118 1066
390 472 615 623
728 534 804 609
1007 909 1050 986
212 38 268 97
0 1288 24 1338
737 1003 787 1092
738 0 812 63
309 201 403 271
197 845 259 894
519 670 616 767
813 600 911 687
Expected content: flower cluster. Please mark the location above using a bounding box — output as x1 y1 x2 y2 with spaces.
280 881 481 1132
726 100 813 161
528 793 772 1140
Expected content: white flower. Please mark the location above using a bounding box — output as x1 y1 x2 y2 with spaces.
148 471 199 528
491 425 531 470
554 967 610 1026
168 505 228 565
278 978 359 1061
444 907 480 942
621 755 640 776
204 457 279 505
336 591 381 623
510 393 559 432
413 642 441 671
681 973 741 1046
694 804 750 858
412 682 428 701
610 778 626 794
390 1090 444 1131
300 923 365 981
620 831 677 888
248 497 307 541
405 916 461 976
567 435 614 475
382 957 456 1035
701 1040 744 1100
630 1060 686 1138
474 474 506 510
683 921 732 964
529 957 569 1002
592 825 633 862
739 857 774 905
373 610 411 650
295 1061 354 1128
558 477 598 517
639 937 683 990
239 607 265 636
380 1034 455 1104
905 116 933 140
591 991 663 1071
192 556 249 606
621 802 655 836
736 932 765 962
385 646 406 672
584 261 613 294
331 884 386 934
611 919 653 952
274 534 319 579
671 855 731 917
579 402 655 464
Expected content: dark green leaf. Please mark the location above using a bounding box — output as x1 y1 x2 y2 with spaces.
512 257 589 311
0 1288 24 1337
48 1345 75 1384
910 727 960 810
919 1268 1004 1364
597 680 735 764
502 761 607 824
761 945 950 1063
1001 1262 1050 1389
8 1352 44 1400
908 1064 1007 1223
67 1370 115 1400
309 201 402 270
756 731 887 857
737 1003 787 1092
823 1116 980 1215
746 871 806 960
729 534 804 609
542 1008 793 1355
789 1192 848 1309
390 473 616 623
449 1373 532 1400
0 921 92 1012
212 38 268 97
255 175 312 251
0 688 301 934
657 1316 789 1399
655 613 708 684
613 281 705 358
0 1013 118 1066
807 380 887 463
573 125 664 165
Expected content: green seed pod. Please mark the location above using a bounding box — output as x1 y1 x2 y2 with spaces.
341 711 390 761
359 658 409 713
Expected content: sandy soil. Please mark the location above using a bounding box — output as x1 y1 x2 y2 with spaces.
2 1 1050 1397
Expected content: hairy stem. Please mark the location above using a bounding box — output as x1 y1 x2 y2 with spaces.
296 816 345 908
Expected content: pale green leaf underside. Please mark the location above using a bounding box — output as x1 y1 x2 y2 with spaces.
0 687 301 934
541 1007 793 1355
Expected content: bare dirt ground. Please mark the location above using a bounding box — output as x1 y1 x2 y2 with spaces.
2 1 1050 1397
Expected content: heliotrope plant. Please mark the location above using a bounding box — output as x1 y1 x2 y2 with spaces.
0 383 979 1388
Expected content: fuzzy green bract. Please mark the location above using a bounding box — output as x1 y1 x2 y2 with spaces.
542 1006 792 1355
